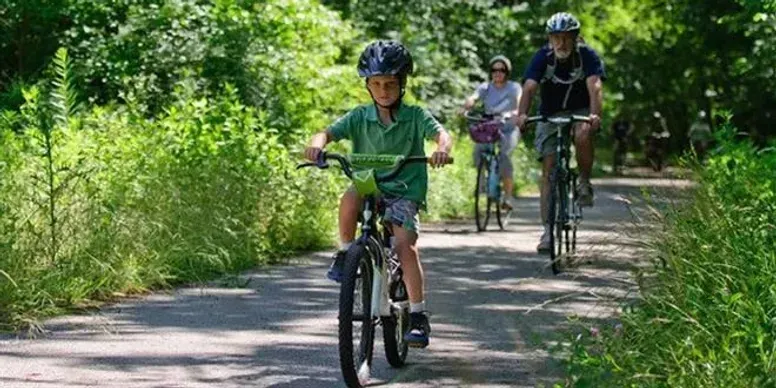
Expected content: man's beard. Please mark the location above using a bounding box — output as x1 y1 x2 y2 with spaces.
554 48 572 59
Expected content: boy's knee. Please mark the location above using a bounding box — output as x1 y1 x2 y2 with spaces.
340 188 360 208
393 227 418 251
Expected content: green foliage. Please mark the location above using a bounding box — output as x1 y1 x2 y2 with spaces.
563 122 776 386
0 80 345 331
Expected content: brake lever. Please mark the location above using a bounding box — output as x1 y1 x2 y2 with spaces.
296 162 317 170
315 152 329 169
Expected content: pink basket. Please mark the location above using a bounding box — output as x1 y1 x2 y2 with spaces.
468 120 503 144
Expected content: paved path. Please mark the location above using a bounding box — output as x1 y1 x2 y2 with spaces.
0 175 691 387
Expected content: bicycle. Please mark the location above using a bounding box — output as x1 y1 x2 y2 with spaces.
465 112 514 232
524 115 591 274
297 152 453 388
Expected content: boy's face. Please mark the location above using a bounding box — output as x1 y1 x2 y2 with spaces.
367 75 401 107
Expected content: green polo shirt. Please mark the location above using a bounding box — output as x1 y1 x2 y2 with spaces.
328 103 443 205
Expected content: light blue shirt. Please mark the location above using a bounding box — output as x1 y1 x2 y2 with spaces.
476 81 521 132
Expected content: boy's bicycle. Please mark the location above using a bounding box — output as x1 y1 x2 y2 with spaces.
297 152 452 388
524 115 591 274
465 112 514 231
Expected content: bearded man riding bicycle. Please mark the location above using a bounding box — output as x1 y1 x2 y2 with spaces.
513 12 606 253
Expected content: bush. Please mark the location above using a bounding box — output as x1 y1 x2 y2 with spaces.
0 50 344 330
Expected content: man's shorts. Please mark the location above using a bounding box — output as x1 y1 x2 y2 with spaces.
534 108 590 161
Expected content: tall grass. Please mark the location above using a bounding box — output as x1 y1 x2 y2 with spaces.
563 122 776 387
0 51 343 331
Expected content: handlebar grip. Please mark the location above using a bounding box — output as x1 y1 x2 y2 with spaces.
426 156 455 164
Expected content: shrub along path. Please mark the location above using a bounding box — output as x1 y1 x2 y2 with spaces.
0 173 691 387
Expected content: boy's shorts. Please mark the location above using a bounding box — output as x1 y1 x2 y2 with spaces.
347 187 420 233
383 197 420 233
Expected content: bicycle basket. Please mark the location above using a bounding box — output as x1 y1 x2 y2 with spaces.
468 120 503 144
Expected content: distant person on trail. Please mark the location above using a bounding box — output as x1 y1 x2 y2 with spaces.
461 55 523 209
644 111 671 172
688 110 712 161
513 12 605 253
611 117 631 174
304 40 453 348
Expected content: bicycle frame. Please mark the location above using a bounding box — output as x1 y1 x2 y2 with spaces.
551 118 582 227
357 196 404 319
478 143 501 200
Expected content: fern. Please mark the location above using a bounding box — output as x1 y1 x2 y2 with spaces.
49 48 81 130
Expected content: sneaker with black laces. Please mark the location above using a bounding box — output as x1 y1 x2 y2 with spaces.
326 250 347 282
405 312 431 348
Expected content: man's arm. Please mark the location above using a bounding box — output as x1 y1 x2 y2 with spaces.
586 75 603 130
514 79 538 128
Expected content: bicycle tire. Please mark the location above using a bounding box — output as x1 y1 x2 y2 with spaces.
338 243 375 388
548 170 562 275
495 162 512 230
570 171 579 254
474 156 491 232
555 170 566 273
383 279 409 367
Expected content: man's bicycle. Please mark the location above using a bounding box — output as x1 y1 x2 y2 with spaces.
297 152 452 388
465 113 513 231
525 115 591 274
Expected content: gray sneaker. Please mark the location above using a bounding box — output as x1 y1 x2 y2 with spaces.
576 182 594 207
536 229 551 253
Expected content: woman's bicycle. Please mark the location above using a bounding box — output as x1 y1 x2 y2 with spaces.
525 115 591 274
297 152 452 388
465 112 514 232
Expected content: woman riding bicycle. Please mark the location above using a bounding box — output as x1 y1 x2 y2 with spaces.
462 55 522 209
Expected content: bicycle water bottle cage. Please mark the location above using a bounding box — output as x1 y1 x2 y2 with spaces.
349 154 405 196
469 120 503 144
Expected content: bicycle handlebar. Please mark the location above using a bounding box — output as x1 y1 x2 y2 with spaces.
463 112 512 123
524 115 591 126
296 152 454 182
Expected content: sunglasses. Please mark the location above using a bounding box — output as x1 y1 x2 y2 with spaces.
491 68 507 73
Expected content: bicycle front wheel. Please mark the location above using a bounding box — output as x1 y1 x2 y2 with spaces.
339 243 375 388
383 278 409 367
474 156 491 232
548 171 563 275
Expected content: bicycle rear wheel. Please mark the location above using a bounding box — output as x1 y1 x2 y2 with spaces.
339 243 375 388
474 156 491 232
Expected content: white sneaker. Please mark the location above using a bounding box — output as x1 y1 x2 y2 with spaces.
501 196 516 210
536 227 551 253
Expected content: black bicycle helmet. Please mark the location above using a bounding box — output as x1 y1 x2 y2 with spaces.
546 12 581 34
357 40 414 80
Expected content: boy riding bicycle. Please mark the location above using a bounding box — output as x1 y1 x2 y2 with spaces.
304 40 452 348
